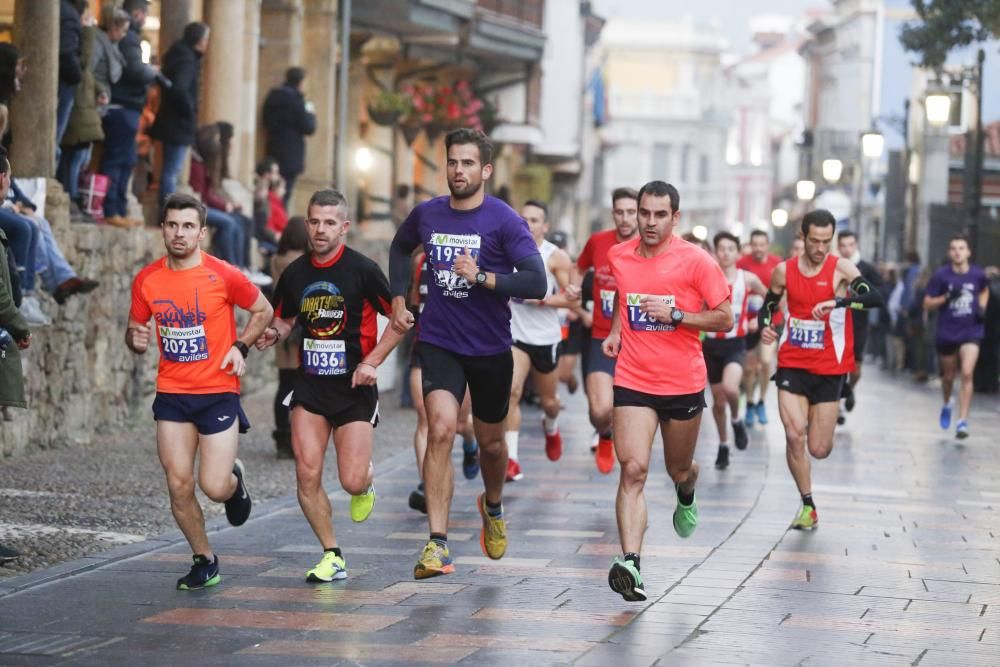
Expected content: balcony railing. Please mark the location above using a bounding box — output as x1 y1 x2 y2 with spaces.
477 0 544 27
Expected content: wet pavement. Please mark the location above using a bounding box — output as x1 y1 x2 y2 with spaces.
0 368 997 666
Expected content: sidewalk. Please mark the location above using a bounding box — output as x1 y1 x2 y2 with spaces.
0 369 997 666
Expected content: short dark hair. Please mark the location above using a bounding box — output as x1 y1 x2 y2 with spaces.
749 229 769 242
123 0 149 14
610 187 638 208
713 231 740 250
801 208 836 236
838 230 857 242
255 157 277 177
277 216 309 255
949 234 971 248
162 192 207 227
445 128 494 166
182 22 209 47
307 189 349 217
523 199 548 220
637 180 680 214
285 67 306 88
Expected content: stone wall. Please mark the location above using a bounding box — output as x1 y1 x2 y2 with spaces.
0 182 275 458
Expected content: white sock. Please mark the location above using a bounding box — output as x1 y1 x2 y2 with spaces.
543 415 559 435
505 431 519 461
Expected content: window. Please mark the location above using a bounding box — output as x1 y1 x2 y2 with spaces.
681 145 691 183
700 154 710 184
652 143 671 179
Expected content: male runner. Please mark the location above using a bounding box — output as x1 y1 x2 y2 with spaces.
738 229 783 426
758 209 883 530
574 187 638 474
705 232 766 470
506 199 579 479
388 128 546 579
835 231 883 423
602 181 732 602
126 193 273 590
256 189 401 582
923 235 989 439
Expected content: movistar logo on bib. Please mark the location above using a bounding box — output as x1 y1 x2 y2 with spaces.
428 232 481 298
626 293 675 332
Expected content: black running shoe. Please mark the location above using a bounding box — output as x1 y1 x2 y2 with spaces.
462 440 480 480
733 420 748 451
844 384 856 412
177 554 220 590
408 485 427 514
225 459 252 526
837 409 846 425
715 444 730 470
0 544 19 564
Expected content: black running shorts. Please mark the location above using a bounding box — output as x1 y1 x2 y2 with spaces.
745 331 761 351
613 385 706 422
290 374 380 428
416 342 513 424
935 339 980 357
513 340 560 374
152 392 250 435
702 337 747 385
774 367 844 405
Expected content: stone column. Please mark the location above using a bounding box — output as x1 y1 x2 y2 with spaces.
159 0 199 57
11 0 59 177
201 0 247 177
237 0 262 185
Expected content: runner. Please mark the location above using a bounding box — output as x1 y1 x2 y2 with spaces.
923 235 989 439
602 181 732 602
758 209 883 530
738 230 783 427
126 193 273 590
705 232 766 470
506 199 579 480
387 128 546 579
835 231 883 424
574 187 638 474
256 189 402 582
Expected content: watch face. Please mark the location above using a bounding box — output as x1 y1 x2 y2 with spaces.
476 272 486 284
671 309 683 322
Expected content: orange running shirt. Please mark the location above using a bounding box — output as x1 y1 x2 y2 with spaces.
129 254 261 394
609 236 731 396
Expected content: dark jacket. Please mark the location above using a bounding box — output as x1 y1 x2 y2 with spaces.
0 228 28 409
262 84 316 176
110 22 156 111
59 0 82 86
149 40 202 146
63 27 104 147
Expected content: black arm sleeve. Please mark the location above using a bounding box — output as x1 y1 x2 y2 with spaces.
493 254 547 300
835 276 885 310
389 235 420 298
757 289 782 329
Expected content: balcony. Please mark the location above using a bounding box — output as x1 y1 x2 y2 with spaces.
477 0 544 27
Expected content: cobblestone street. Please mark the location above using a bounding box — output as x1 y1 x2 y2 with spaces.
0 369 998 666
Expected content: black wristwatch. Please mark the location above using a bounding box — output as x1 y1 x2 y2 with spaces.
475 271 487 285
670 308 684 325
233 341 249 358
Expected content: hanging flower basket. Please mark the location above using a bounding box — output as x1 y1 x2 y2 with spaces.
367 90 412 127
368 107 401 126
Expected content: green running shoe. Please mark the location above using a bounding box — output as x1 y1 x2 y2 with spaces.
608 557 646 602
177 554 220 590
350 484 376 522
673 493 698 538
414 540 455 579
790 505 818 531
306 551 347 582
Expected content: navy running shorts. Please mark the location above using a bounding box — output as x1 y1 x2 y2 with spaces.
152 392 251 435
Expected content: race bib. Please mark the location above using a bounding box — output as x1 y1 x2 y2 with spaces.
787 317 825 349
302 338 347 376
159 325 208 362
428 232 481 298
600 289 616 319
626 293 676 332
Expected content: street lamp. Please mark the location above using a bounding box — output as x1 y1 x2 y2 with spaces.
822 159 843 183
796 179 816 200
771 208 788 228
861 130 885 159
692 225 708 241
925 92 952 128
354 146 374 173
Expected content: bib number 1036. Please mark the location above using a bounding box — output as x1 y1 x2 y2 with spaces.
303 339 347 376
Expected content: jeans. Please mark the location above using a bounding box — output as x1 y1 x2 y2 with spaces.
280 169 299 212
100 107 141 219
57 143 92 202
55 83 77 163
29 214 76 293
159 142 189 208
206 208 247 268
0 208 39 292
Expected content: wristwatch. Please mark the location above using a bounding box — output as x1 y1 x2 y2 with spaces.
475 271 487 285
232 341 249 358
670 308 684 325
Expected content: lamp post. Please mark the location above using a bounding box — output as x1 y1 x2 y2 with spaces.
860 127 884 257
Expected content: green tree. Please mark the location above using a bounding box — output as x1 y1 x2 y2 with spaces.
899 0 1000 68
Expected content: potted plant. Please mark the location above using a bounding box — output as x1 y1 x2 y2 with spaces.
367 89 412 127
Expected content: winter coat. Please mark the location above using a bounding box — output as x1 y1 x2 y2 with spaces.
0 228 28 409
92 27 125 96
59 0 82 87
262 84 316 176
62 27 104 148
149 40 202 146
110 23 156 112
188 154 228 211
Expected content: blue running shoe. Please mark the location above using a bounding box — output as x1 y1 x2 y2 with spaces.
745 402 756 427
939 404 952 430
462 439 480 480
955 420 969 439
756 402 769 425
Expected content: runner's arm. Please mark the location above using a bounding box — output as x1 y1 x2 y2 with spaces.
124 315 151 354
237 291 274 348
482 253 548 299
679 299 733 332
757 262 786 330
747 272 768 296
539 249 582 308
389 234 421 298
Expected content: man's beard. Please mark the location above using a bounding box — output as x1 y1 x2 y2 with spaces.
448 179 482 200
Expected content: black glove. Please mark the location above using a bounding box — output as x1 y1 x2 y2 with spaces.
973 301 985 324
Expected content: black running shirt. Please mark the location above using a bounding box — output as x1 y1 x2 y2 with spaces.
272 245 392 377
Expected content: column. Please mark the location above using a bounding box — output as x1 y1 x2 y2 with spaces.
10 0 58 177
237 0 262 185
159 0 198 57
201 0 247 177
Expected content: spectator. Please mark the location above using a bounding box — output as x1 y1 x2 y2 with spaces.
262 67 316 210
0 43 24 148
58 10 104 211
269 215 308 458
151 21 210 208
57 0 87 160
102 0 156 225
252 158 280 253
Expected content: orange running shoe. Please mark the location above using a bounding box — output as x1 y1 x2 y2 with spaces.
544 424 562 461
595 437 615 474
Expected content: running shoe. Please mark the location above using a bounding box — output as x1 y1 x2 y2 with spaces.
790 505 818 531
939 404 952 430
350 484 376 522
714 444 730 470
224 459 252 526
544 425 563 461
755 402 769 425
408 484 427 514
505 458 523 482
672 492 698 538
306 551 347 582
837 408 846 425
745 402 756 427
844 384 856 412
733 420 748 451
477 493 507 560
177 554 220 590
414 540 455 579
590 431 599 454
595 437 615 474
608 557 647 602
462 439 480 480
0 544 18 564
956 420 969 439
